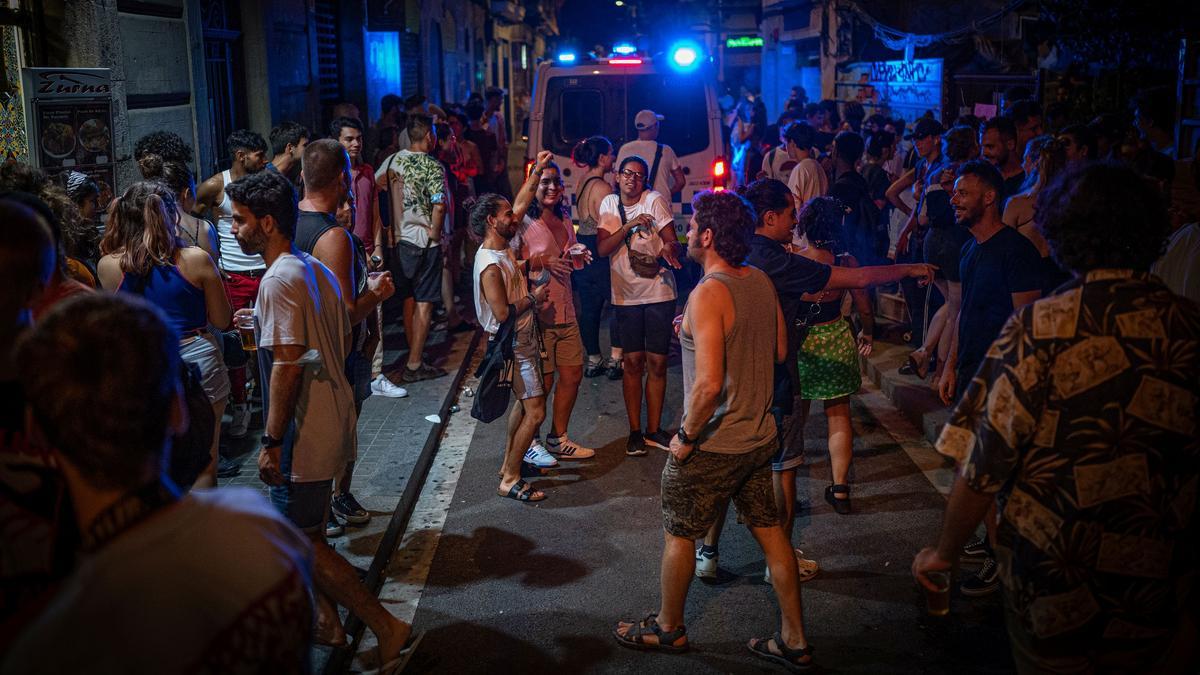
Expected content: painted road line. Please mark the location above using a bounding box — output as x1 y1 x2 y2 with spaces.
857 378 955 497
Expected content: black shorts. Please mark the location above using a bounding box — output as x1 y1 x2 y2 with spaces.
923 227 970 282
392 241 443 303
614 300 674 355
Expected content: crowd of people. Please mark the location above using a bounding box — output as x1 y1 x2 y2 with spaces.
1 73 1197 672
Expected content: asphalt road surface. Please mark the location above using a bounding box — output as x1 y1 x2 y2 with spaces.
376 348 1013 674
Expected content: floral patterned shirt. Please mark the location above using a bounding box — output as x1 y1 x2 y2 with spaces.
936 270 1200 642
375 149 446 248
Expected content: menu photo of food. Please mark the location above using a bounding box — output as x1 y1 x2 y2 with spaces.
79 118 111 157
41 120 75 160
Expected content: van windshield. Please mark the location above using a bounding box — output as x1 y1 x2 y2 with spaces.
541 72 710 158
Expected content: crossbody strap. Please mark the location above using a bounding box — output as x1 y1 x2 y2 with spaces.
647 143 664 191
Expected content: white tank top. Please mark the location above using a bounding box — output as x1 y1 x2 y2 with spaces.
215 169 266 272
472 247 533 338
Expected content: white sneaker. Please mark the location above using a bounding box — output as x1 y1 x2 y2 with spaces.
546 435 595 459
371 375 409 398
764 548 820 584
524 440 559 468
695 547 718 579
229 403 251 438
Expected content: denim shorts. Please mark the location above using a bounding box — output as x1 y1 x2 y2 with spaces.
270 479 333 536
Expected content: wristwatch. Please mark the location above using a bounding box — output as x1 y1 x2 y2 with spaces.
261 434 284 449
676 426 695 445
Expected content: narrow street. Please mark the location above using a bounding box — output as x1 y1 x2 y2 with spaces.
352 334 1013 673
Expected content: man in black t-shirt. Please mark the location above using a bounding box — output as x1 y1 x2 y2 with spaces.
941 160 1042 406
828 131 879 265
939 160 1042 600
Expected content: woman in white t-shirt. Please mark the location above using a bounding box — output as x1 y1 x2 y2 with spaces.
596 155 682 457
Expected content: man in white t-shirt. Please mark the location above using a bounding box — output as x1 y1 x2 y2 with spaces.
597 155 682 456
617 109 686 199
5 292 313 673
784 121 828 208
226 171 420 670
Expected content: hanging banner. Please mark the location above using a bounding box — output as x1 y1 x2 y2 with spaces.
834 58 943 125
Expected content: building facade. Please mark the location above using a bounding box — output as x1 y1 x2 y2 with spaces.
2 0 556 189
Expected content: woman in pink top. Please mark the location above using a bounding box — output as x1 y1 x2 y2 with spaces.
516 162 597 463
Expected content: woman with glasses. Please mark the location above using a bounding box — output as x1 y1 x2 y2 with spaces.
97 181 232 488
597 155 682 457
792 196 874 515
572 136 623 379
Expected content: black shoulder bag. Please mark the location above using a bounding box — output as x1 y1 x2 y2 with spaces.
471 305 517 423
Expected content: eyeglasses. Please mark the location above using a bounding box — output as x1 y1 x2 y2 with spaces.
619 169 645 181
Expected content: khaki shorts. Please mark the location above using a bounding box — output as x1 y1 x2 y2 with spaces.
540 322 584 373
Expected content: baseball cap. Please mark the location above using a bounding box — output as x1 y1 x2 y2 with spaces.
634 110 664 130
904 118 945 140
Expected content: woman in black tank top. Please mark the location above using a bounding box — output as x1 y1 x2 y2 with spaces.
794 197 875 514
572 136 623 379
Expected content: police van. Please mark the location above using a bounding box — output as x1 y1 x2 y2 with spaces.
525 45 728 234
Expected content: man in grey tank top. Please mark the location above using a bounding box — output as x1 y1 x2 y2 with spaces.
614 191 814 669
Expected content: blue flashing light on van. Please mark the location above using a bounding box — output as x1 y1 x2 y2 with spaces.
669 42 701 71
612 43 637 56
557 52 576 63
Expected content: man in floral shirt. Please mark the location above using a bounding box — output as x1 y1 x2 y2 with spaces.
376 113 448 383
913 163 1199 672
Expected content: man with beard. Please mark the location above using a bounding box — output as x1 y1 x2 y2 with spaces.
468 152 553 502
979 116 1025 204
937 160 1042 598
226 170 421 669
194 129 270 438
613 190 813 672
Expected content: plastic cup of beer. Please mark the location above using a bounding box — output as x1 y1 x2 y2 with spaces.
237 313 257 352
924 570 951 616
567 242 588 270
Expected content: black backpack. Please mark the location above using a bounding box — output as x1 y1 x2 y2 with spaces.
471 306 517 423
167 361 216 489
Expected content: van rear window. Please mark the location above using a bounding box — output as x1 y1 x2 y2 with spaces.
541 73 710 158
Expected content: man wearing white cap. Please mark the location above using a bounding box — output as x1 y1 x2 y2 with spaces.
617 110 686 199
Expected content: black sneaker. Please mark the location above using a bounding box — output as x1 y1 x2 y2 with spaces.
643 429 673 451
960 557 1000 597
331 493 371 525
584 358 606 378
962 535 990 563
606 358 624 381
325 512 345 538
626 431 647 456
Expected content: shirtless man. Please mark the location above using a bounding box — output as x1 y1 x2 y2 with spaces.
193 129 269 437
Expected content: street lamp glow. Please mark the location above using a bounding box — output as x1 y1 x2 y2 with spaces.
614 0 624 6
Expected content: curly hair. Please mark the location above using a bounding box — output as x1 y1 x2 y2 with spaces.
941 125 978 163
1035 162 1168 274
797 196 846 252
224 170 299 239
38 183 98 264
101 181 180 275
133 131 193 164
226 129 267 157
691 190 754 265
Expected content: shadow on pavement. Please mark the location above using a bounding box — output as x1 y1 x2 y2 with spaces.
421 526 589 589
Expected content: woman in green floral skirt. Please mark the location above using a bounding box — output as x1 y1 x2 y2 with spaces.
793 197 874 514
